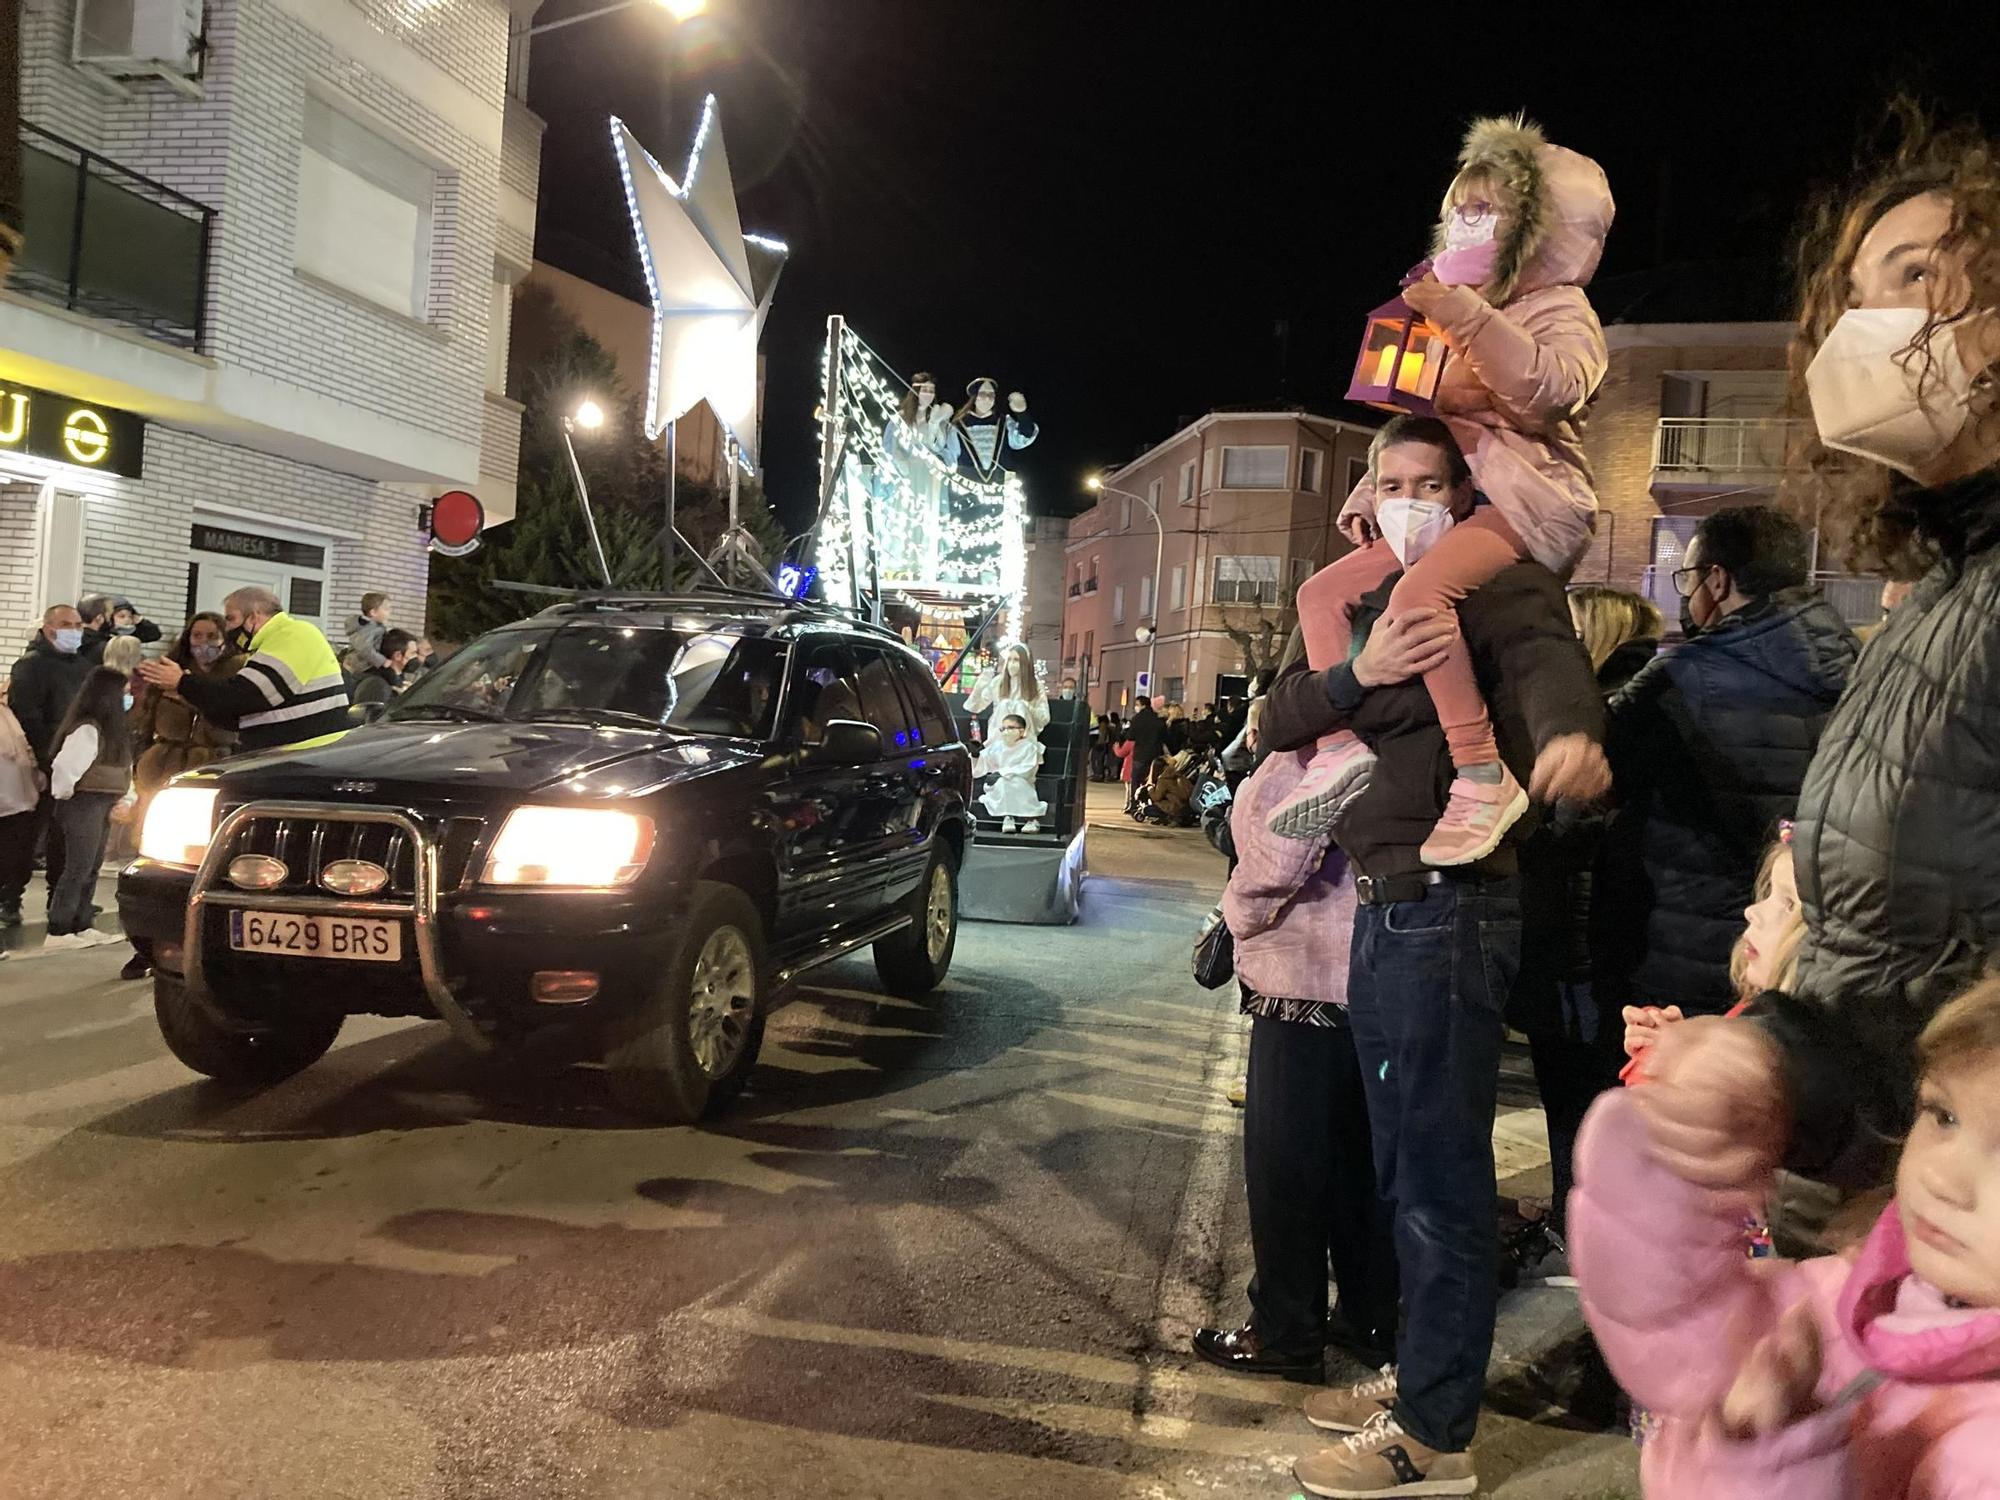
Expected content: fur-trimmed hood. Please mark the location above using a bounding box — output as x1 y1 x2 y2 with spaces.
1436 116 1614 305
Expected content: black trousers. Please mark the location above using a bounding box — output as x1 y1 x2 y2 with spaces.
1521 980 1624 1239
1243 1009 1400 1356
0 792 62 913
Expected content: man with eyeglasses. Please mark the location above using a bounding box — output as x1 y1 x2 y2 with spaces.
1595 505 1858 1021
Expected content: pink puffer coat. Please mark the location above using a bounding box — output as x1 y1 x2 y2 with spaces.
1222 748 1354 1004
1342 118 1615 574
1572 1089 2000 1499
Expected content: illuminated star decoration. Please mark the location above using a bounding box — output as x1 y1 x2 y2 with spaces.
610 96 787 469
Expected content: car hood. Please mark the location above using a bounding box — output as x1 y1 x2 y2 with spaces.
197 720 764 802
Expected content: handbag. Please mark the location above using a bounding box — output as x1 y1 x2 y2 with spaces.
1191 904 1235 989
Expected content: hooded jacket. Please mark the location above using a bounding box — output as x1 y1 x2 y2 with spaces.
342 613 388 675
1596 588 1857 1014
1223 747 1354 1004
1755 465 2000 1185
1340 117 1615 573
1572 1089 2000 1499
7 634 95 766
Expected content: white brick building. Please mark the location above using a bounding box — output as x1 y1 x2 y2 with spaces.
0 0 542 653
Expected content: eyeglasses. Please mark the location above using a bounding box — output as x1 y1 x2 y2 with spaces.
1670 565 1713 598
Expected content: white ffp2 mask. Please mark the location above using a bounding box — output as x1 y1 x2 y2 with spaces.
1376 499 1456 567
1805 306 1976 479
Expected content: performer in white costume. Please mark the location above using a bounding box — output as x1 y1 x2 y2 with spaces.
975 714 1047 833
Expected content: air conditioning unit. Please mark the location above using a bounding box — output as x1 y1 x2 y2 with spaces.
74 0 205 89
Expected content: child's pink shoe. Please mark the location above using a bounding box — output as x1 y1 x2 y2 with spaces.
1266 731 1377 841
1419 766 1530 867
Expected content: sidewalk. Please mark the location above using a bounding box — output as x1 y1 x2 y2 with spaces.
1 867 128 959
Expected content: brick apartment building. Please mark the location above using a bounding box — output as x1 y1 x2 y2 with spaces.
1061 410 1375 713
0 0 540 652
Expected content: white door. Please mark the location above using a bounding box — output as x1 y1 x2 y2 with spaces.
193 557 287 620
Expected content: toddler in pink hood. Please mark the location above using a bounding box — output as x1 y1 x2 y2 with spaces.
1572 976 2000 1499
1272 116 1614 870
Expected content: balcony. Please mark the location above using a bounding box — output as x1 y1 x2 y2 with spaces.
1084 577 1099 594
1068 583 1082 598
10 124 216 351
1652 417 1804 481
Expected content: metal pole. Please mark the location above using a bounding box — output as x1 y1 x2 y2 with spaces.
663 418 677 590
1146 497 1163 695
560 422 614 588
725 433 740 587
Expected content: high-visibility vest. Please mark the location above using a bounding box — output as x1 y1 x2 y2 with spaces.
234 613 351 752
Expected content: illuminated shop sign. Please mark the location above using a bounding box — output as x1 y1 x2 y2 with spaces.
0 381 146 477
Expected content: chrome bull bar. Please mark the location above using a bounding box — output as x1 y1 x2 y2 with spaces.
182 799 493 1053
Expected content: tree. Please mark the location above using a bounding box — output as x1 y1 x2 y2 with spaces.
1219 603 1294 678
428 290 783 642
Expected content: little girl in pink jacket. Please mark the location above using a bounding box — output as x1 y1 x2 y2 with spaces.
1572 976 2000 1499
1272 116 1615 870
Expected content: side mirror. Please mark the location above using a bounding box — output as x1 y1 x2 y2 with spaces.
813 718 881 766
349 701 387 726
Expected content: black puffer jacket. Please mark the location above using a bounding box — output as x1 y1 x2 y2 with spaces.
1753 466 2000 1184
1510 635 1659 1036
1596 588 1858 1015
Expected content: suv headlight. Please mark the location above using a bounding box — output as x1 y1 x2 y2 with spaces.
482 807 655 887
139 786 220 867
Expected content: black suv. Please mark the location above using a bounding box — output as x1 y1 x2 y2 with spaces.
118 595 975 1121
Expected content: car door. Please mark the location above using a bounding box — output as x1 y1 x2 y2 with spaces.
766 638 871 943
849 643 938 914
887 647 966 851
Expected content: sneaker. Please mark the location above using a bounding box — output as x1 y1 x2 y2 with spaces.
1266 731 1377 841
1225 1076 1247 1108
118 952 153 982
1294 1411 1476 1497
1001 818 1017 833
38 931 102 955
1023 820 1040 834
1418 765 1529 868
1303 1366 1399 1433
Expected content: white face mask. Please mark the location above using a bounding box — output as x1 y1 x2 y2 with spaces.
1805 306 1976 479
1376 499 1457 566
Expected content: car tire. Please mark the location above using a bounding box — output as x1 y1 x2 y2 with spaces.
873 847 958 998
603 883 767 1123
153 970 344 1085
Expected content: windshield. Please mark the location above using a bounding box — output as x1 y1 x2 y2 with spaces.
391 625 785 739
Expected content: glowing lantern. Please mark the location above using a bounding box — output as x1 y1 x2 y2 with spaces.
1347 293 1448 416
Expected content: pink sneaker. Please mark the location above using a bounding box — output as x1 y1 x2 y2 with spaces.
1419 766 1530 867
1266 731 1377 841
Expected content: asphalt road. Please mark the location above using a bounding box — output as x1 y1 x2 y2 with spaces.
0 790 1636 1498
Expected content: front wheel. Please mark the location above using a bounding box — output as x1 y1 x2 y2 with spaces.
603 883 767 1122
153 971 343 1085
873 849 958 998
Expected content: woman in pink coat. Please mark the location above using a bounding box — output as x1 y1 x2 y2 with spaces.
1271 116 1615 870
1572 975 2000 1498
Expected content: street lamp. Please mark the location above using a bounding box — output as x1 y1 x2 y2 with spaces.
523 0 705 39
1086 474 1164 700
561 397 615 587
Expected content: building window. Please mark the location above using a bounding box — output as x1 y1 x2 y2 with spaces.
1148 476 1163 514
1219 446 1289 489
296 95 437 320
1112 583 1125 624
1162 676 1185 705
1346 456 1368 498
1170 564 1185 611
1300 448 1324 493
1138 574 1152 618
1086 555 1099 592
485 273 511 394
1120 495 1131 531
1082 629 1094 665
1066 633 1077 661
1179 460 1196 504
1290 556 1316 598
1211 555 1281 605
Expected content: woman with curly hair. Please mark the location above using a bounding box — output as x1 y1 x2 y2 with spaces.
1635 105 2000 1205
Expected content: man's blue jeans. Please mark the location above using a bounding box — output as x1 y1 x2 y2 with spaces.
1346 875 1521 1454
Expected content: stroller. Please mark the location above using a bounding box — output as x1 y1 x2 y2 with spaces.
1132 748 1200 827
1191 749 1234 855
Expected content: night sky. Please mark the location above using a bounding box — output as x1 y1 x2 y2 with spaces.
527 1 2000 529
